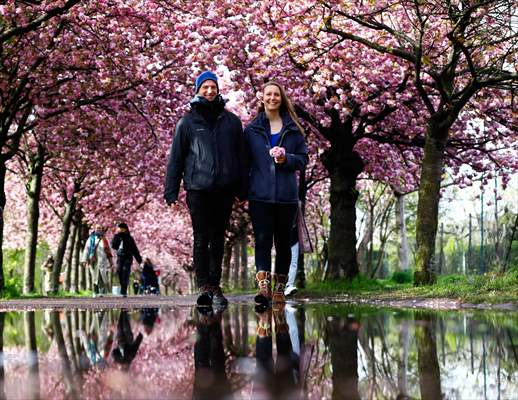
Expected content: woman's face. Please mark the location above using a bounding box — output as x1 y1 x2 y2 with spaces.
262 84 282 112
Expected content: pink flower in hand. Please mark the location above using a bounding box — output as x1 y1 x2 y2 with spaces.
269 146 286 158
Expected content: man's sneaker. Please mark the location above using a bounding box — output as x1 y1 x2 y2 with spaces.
197 285 213 306
211 286 228 308
284 285 298 297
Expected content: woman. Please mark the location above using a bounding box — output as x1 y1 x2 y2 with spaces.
245 81 308 308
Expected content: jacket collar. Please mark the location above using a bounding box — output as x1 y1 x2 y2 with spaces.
249 112 299 139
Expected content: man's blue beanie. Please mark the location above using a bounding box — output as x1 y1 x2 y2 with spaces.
195 71 219 94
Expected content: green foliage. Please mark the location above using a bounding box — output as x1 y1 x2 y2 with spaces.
306 274 406 294
3 275 22 298
390 270 413 284
2 243 52 296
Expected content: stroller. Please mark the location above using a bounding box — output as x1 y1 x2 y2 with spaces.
135 259 160 295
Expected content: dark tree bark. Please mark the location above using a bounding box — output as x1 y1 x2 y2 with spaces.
0 163 6 294
414 118 450 284
23 144 45 294
415 313 442 400
324 147 364 279
327 316 360 400
221 242 232 288
50 196 77 293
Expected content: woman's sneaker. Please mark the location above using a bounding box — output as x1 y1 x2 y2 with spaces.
197 285 213 306
284 285 298 297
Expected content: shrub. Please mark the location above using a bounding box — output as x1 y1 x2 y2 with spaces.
391 271 413 284
3 276 22 298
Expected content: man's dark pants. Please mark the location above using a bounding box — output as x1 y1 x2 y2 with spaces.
186 190 234 289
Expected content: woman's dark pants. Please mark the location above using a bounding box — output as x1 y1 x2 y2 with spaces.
249 200 298 275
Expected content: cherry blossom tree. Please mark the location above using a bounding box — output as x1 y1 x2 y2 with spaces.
316 0 518 284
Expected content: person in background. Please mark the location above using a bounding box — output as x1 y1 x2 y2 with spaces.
164 71 247 308
285 173 308 297
81 224 114 297
111 222 142 297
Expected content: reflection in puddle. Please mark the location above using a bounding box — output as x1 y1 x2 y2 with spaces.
0 305 517 399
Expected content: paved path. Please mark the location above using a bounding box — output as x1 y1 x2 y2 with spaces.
1 294 517 311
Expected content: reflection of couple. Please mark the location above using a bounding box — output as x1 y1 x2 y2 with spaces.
191 306 302 400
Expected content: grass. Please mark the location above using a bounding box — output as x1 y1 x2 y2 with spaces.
303 269 518 304
2 290 93 300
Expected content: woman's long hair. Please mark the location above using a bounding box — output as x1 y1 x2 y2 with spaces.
256 81 305 135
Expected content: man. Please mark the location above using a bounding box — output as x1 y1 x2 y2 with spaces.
81 224 114 297
111 222 142 297
164 71 246 307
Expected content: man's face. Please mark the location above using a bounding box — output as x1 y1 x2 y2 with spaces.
198 80 218 102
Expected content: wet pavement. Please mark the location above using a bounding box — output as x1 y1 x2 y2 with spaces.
0 302 517 399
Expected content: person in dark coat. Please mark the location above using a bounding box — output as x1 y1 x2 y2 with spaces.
111 222 142 297
112 310 143 370
244 81 308 309
164 71 247 308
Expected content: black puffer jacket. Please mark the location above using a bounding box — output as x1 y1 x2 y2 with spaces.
164 95 246 204
245 112 308 204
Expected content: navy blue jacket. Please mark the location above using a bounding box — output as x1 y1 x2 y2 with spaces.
244 112 308 204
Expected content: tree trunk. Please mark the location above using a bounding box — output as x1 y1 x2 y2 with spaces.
395 192 409 272
0 162 7 294
71 222 83 293
468 214 473 273
414 118 449 285
367 202 374 277
79 223 88 291
24 311 40 400
23 145 45 294
324 148 364 280
327 316 359 400
397 320 409 398
240 305 248 355
65 221 78 292
51 311 78 398
221 242 232 288
438 223 444 275
50 197 77 293
240 235 248 290
415 313 442 400
232 240 240 289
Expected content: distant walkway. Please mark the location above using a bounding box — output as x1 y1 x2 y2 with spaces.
0 294 253 311
1 294 518 311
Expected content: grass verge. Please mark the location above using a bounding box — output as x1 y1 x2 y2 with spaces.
303 270 518 304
